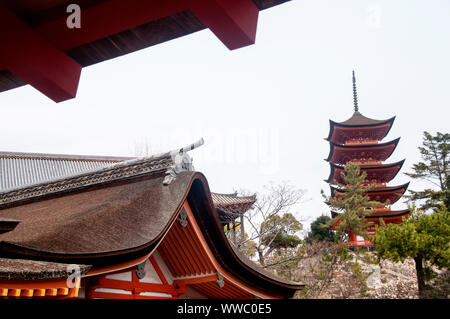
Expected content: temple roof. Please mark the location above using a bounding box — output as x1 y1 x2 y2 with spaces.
0 148 301 297
0 170 192 257
0 258 91 281
326 138 400 165
0 151 174 205
0 151 257 212
326 160 405 184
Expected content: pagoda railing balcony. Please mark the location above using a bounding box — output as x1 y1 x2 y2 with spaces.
365 206 391 211
345 139 379 146
350 160 383 166
360 182 387 188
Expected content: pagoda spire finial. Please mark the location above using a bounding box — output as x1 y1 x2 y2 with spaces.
352 70 359 113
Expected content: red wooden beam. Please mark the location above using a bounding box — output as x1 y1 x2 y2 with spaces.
1 0 261 102
33 0 258 52
188 0 259 50
34 0 187 51
0 6 81 102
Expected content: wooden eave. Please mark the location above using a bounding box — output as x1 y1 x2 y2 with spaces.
331 208 410 219
330 182 410 205
326 138 401 164
326 159 406 184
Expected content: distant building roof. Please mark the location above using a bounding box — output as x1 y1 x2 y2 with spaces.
211 192 256 223
211 192 256 208
0 151 131 192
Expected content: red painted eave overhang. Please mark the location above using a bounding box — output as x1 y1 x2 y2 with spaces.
326 138 400 165
330 182 410 205
330 209 410 229
0 0 289 102
326 159 405 184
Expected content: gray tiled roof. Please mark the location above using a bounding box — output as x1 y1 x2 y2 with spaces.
211 192 256 207
0 150 249 208
0 151 131 192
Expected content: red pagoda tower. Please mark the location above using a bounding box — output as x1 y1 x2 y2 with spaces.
325 71 410 247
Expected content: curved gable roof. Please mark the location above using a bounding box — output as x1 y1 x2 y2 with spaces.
0 157 301 297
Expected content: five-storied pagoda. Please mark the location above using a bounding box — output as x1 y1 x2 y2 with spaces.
325 71 410 247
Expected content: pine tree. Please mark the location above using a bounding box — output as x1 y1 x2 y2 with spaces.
372 206 450 298
260 213 303 261
405 131 449 211
305 215 336 243
323 162 386 241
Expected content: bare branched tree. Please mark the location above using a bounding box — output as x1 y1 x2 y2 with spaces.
238 181 307 267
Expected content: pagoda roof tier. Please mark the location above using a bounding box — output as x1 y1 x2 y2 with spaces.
326 160 405 185
331 208 410 219
330 182 409 205
326 138 400 165
326 112 395 144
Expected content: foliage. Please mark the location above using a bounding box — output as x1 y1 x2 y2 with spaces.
305 215 336 243
373 208 449 267
323 162 386 240
261 213 303 249
405 131 450 211
372 206 450 298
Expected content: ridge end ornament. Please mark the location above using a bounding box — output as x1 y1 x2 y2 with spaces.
163 138 204 185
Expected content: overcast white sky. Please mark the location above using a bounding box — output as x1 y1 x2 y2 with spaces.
1 0 449 233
